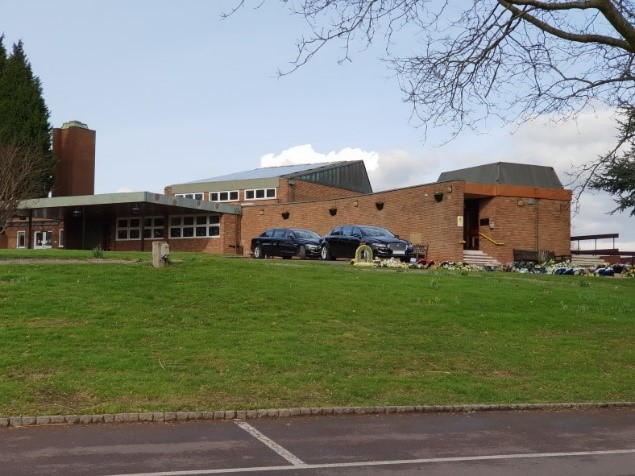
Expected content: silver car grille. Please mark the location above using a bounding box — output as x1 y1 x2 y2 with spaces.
388 243 407 253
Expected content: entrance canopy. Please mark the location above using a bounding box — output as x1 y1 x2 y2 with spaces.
18 191 242 219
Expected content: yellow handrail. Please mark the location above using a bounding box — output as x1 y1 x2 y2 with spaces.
479 232 505 246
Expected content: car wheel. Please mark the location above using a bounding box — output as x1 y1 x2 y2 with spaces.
320 245 333 261
253 245 264 259
297 245 307 260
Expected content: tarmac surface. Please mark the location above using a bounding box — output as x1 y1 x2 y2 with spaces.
1 407 633 475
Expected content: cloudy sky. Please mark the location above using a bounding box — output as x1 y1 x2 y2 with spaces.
3 1 633 251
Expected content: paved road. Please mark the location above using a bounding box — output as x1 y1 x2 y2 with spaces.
1 408 633 475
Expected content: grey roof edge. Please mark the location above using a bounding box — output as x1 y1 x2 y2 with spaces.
18 192 241 215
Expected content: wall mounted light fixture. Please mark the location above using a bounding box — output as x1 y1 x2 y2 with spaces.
329 207 338 216
375 201 384 211
281 211 290 220
434 192 444 203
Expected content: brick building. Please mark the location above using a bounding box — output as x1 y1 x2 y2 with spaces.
2 122 572 264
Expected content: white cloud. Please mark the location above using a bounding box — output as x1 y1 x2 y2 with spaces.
370 150 439 191
260 144 379 171
259 144 439 191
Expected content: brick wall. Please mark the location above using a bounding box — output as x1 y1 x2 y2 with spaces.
476 196 571 263
167 179 364 205
280 179 364 203
52 125 96 197
112 214 241 254
241 181 466 261
2 221 65 249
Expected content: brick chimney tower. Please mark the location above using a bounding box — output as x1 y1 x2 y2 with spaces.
52 120 96 197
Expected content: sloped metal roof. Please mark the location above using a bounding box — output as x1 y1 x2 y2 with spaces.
178 161 373 194
185 162 340 184
438 162 564 189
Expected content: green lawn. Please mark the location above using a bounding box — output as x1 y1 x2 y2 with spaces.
0 250 633 416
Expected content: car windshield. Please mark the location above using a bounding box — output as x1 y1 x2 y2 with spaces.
360 226 395 238
293 229 320 240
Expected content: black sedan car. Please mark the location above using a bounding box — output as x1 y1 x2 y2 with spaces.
320 225 414 261
251 228 322 259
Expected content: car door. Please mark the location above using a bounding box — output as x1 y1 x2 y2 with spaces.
341 226 361 257
259 229 275 256
270 228 286 256
280 229 296 257
326 227 343 257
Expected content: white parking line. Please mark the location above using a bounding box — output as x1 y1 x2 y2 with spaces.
110 448 635 475
234 420 305 466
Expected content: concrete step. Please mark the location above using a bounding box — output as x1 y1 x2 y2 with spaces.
569 255 609 267
462 250 501 267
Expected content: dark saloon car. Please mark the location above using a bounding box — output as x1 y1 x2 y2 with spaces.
251 228 322 259
319 225 414 261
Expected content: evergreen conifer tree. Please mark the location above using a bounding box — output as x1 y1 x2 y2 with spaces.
0 35 55 195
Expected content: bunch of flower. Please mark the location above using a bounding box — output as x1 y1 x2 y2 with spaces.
414 258 435 269
437 261 483 272
376 257 410 269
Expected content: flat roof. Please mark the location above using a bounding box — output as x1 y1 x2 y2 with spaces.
18 191 241 219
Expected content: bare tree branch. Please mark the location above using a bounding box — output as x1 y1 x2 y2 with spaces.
0 143 50 235
232 0 635 211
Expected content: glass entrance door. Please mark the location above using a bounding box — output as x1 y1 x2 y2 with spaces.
34 231 53 249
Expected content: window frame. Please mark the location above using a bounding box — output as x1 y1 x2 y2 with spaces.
169 214 220 239
116 216 165 241
16 231 26 249
175 192 205 201
244 188 277 201
210 190 240 202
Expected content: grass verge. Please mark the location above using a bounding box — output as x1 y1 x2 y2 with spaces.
0 250 633 416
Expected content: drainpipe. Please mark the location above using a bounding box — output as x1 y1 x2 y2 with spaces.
534 199 539 250
27 210 33 249
140 205 145 252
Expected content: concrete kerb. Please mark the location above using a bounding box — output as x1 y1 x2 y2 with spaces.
0 402 632 428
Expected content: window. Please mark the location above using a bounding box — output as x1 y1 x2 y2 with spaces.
116 216 165 241
169 214 220 239
210 190 239 202
342 226 354 236
59 229 65 248
175 192 205 201
34 231 53 249
16 231 25 249
245 188 276 200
